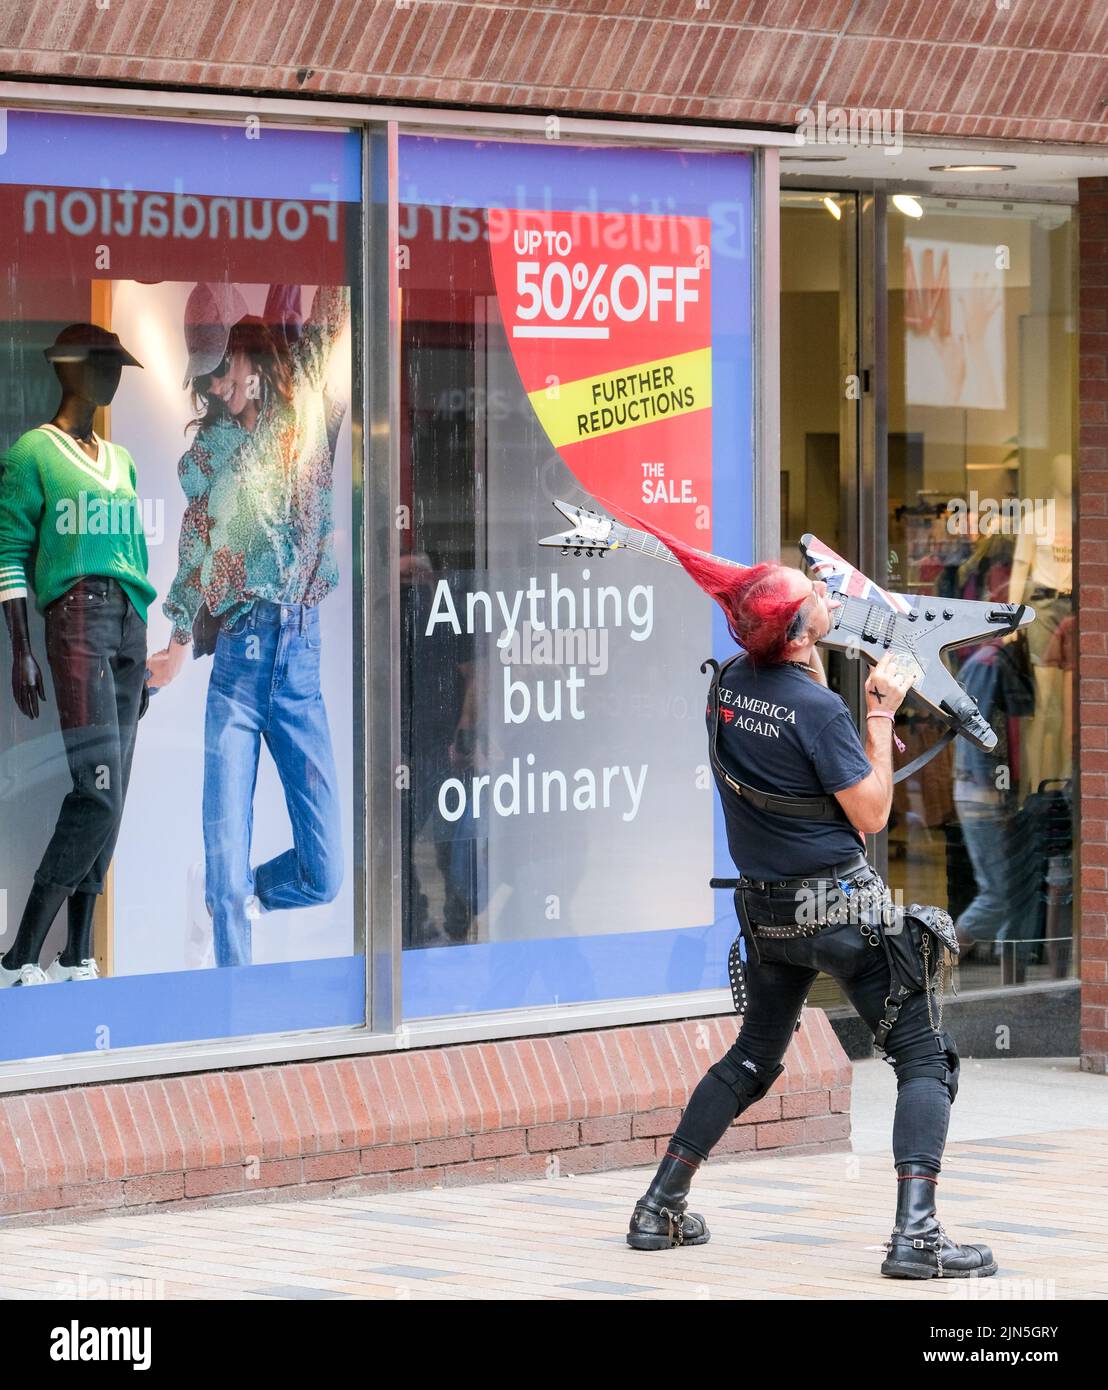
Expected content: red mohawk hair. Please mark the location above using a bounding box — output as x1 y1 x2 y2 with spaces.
614 506 805 665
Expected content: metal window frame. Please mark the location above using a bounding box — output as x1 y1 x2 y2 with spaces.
0 80 783 1094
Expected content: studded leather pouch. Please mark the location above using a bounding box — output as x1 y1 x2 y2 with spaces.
875 903 960 1046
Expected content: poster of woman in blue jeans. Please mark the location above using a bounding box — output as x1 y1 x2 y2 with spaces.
147 282 350 966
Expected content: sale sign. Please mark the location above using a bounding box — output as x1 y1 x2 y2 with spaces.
487 209 713 546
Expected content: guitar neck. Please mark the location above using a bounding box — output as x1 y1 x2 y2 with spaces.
617 524 745 571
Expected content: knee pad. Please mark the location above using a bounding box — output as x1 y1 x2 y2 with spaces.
708 1054 785 1108
886 1030 960 1104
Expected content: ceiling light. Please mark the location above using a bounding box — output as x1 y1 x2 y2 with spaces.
892 194 924 218
929 163 1017 173
822 196 842 220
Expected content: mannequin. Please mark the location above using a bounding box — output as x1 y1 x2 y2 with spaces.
0 324 153 987
1008 453 1072 789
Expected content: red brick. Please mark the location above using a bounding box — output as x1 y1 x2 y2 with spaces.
184 1166 245 1199
459 1047 502 1132
329 1060 380 1148
82 1088 127 1180
714 1124 758 1156
736 1094 782 1125
478 1045 521 1128
804 1113 851 1144
221 1071 264 1161
526 1121 579 1151
21 1096 67 1188
122 1085 163 1176
287 1061 335 1150
597 1139 658 1169
260 1069 302 1158
302 1151 360 1183
829 1086 852 1113
557 1145 606 1175
360 1143 416 1174
56 1180 125 1212
415 1136 472 1167
351 1060 395 1146
755 1119 806 1149
497 1043 539 1127
473 1129 526 1159
579 1114 632 1144
143 1081 188 1173
496 1152 550 1180
280 1067 322 1155
0 1106 27 1194
403 1052 445 1138
782 1090 831 1119
388 1166 445 1192
253 1159 301 1189
442 1159 500 1187
534 1037 578 1121
424 1049 466 1137
123 1172 186 1205
631 1108 682 1139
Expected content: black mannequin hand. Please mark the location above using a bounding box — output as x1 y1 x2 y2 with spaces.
12 646 46 719
2 597 46 719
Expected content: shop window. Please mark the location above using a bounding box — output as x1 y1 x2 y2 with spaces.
397 135 754 1016
0 109 365 1062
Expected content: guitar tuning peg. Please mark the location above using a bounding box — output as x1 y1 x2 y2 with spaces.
560 547 569 557
573 548 582 557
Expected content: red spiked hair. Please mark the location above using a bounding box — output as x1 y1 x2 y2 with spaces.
614 507 806 665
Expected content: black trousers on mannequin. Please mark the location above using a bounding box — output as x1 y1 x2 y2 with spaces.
35 577 147 894
673 881 961 1170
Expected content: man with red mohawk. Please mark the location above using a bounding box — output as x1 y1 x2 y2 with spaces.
625 534 997 1281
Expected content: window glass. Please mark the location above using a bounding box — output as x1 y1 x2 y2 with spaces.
0 110 365 1061
398 135 754 1016
886 197 1075 989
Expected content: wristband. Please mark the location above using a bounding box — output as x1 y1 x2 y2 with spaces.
866 710 906 752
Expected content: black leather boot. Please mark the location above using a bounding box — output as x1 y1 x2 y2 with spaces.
881 1164 998 1279
627 1142 711 1250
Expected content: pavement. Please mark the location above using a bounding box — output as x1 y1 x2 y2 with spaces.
1 1057 1106 1301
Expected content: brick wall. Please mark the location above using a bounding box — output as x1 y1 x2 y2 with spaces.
1079 176 1108 1074
0 1011 851 1224
1 0 1105 144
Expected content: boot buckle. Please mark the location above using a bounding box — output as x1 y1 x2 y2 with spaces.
913 1238 926 1249
660 1206 684 1248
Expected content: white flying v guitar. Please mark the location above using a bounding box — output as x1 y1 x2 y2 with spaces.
538 499 1035 755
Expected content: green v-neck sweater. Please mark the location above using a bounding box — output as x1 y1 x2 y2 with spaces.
0 425 155 620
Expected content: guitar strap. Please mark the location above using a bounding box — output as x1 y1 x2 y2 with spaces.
704 655 960 818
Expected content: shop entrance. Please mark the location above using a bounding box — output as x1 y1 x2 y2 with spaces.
781 186 1076 998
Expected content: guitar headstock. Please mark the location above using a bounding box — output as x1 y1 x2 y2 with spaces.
538 499 623 556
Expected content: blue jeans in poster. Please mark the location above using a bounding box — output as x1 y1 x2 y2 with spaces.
203 600 343 967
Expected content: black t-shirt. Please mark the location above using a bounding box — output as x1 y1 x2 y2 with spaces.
708 655 872 879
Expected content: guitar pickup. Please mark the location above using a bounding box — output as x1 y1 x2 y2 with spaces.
861 605 896 646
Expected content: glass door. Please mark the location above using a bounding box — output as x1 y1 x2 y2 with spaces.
885 195 1076 992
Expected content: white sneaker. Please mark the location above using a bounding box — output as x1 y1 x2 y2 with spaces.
45 957 100 982
0 962 49 988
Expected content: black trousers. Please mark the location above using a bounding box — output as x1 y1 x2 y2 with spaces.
673 873 960 1172
34 578 147 895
